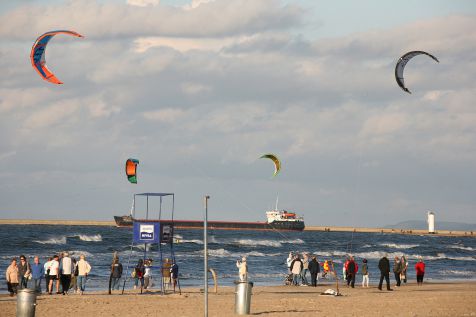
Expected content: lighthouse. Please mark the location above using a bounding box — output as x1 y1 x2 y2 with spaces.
427 211 435 234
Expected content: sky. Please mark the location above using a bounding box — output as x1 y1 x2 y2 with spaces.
0 0 475 227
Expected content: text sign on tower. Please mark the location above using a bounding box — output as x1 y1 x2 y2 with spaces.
133 222 160 243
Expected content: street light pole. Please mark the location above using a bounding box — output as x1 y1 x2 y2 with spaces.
204 195 210 317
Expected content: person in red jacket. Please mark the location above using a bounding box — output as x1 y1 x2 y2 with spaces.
415 257 426 286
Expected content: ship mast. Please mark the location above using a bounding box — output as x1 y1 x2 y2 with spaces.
275 195 279 210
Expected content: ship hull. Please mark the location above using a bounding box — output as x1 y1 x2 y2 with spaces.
114 216 304 231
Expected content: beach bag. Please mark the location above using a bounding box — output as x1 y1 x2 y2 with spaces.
131 270 136 278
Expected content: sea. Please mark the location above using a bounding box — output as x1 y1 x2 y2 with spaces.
1 224 475 293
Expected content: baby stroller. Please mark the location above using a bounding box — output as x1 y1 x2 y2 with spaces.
283 273 293 286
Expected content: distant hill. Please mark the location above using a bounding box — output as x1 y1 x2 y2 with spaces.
385 220 476 231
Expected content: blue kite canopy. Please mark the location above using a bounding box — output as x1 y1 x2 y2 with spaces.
30 30 84 84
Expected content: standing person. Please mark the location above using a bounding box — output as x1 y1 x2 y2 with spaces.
346 256 357 288
44 257 52 293
6 258 19 297
31 256 45 294
70 258 79 293
308 256 320 287
378 254 392 291
393 256 402 287
301 253 309 286
361 259 369 288
18 255 31 289
48 255 60 295
60 252 73 295
110 257 123 292
144 259 152 290
134 259 145 290
400 255 408 283
286 252 293 274
343 256 350 280
290 254 303 286
77 254 91 295
170 261 179 293
415 257 426 286
162 258 172 291
236 257 248 282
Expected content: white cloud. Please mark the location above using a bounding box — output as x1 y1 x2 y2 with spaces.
181 82 212 95
183 0 215 10
143 108 186 123
0 0 303 39
23 99 81 129
127 0 160 7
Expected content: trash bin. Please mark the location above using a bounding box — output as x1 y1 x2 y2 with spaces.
234 280 253 315
16 289 37 317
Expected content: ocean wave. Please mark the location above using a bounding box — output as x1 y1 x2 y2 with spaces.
68 250 93 258
440 270 476 276
179 239 204 245
191 248 273 258
77 234 102 242
379 243 419 249
34 236 67 245
234 239 282 247
449 245 475 251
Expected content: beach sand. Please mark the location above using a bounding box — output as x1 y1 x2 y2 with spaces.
1 282 475 316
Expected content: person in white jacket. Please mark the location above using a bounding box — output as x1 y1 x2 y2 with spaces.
60 252 73 295
236 257 248 281
77 254 91 295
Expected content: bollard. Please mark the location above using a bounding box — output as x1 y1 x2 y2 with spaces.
234 280 253 315
16 289 37 317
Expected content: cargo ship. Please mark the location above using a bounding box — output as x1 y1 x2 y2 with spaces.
114 209 305 231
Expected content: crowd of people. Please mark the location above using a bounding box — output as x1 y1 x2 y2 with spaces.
5 252 91 297
5 254 180 297
284 252 426 290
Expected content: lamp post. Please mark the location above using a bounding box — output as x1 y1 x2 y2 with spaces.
204 195 210 317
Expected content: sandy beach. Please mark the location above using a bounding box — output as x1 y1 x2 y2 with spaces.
1 282 475 316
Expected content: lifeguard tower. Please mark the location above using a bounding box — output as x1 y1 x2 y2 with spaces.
123 193 179 294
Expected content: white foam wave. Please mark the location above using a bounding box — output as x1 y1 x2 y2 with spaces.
440 270 476 276
208 248 231 257
135 244 152 251
68 250 93 258
180 239 204 244
78 234 102 242
34 236 67 245
195 249 273 258
235 239 282 247
449 245 475 251
280 238 304 244
379 243 419 249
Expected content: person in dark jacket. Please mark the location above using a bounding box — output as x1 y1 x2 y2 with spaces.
346 256 357 288
18 255 31 290
308 256 320 287
134 259 145 290
393 256 402 287
111 257 123 291
378 254 392 291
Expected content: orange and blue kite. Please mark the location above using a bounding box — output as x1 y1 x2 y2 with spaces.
30 30 84 84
